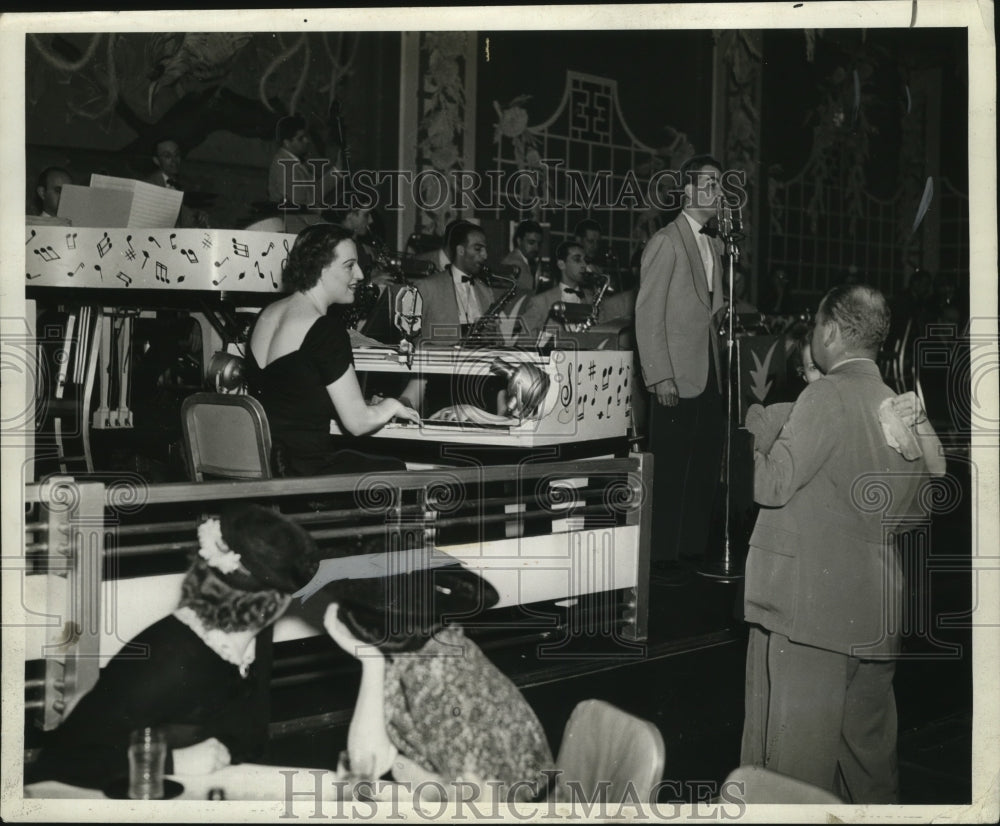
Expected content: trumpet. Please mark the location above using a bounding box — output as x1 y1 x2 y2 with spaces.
365 233 436 282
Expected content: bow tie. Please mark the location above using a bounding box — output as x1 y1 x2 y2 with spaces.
563 286 585 299
164 176 178 189
699 219 718 239
459 274 473 284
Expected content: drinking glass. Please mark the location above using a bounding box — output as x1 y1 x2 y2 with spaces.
127 727 167 800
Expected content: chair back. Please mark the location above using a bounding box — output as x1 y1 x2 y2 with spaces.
554 698 665 804
723 766 843 804
180 392 273 481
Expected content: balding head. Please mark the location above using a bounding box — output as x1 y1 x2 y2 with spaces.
811 283 890 369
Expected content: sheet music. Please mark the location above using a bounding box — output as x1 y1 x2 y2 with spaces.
56 184 132 228
89 174 183 228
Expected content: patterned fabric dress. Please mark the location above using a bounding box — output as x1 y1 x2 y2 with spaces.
383 624 553 796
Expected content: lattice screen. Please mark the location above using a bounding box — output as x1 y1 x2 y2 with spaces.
492 71 659 270
767 165 969 312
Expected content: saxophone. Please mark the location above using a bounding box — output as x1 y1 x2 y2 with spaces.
582 271 612 331
462 265 519 347
551 271 611 332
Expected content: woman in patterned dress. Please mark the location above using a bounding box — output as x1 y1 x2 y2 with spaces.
321 569 553 801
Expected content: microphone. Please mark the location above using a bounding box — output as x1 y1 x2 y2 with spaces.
550 301 593 325
715 196 743 239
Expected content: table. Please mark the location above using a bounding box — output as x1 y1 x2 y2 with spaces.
24 763 349 801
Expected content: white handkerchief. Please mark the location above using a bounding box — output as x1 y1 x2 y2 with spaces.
878 397 923 461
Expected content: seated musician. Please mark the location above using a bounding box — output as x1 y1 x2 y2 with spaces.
400 222 500 415
574 218 603 273
145 137 211 229
245 223 419 477
268 115 342 231
515 240 597 347
31 505 318 790
32 166 73 220
501 219 549 304
320 565 553 801
746 321 946 475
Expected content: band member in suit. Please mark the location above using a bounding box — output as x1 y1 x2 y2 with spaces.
740 284 931 803
574 218 602 267
501 219 549 301
414 222 494 342
402 222 496 413
268 115 343 233
516 241 595 346
635 153 726 566
145 137 209 228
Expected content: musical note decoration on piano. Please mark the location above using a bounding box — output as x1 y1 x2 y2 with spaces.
26 272 42 280
26 229 36 246
97 232 112 258
261 241 275 257
155 262 169 284
125 235 136 261
169 233 178 250
202 233 213 250
116 271 132 287
177 274 186 284
601 365 611 391
283 238 291 255
66 232 77 250
67 262 84 278
94 264 104 281
141 250 150 269
232 238 249 258
269 269 279 289
255 261 263 278
214 256 229 267
179 248 198 264
34 246 60 262
212 272 228 286
148 235 161 248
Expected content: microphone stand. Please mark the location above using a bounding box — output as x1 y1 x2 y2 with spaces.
700 200 745 581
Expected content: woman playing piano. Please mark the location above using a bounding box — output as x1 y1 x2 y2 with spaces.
246 223 419 476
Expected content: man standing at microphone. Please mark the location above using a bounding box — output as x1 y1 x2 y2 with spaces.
635 154 726 568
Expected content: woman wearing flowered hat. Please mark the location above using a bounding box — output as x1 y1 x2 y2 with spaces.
32 504 318 791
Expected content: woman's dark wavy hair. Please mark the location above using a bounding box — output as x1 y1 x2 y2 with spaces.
179 559 288 633
282 223 355 292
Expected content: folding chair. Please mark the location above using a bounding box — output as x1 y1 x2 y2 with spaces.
180 392 273 481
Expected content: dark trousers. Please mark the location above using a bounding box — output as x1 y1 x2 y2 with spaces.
647 359 725 563
740 626 899 803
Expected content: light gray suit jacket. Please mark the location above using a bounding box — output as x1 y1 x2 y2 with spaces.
416 266 497 345
744 359 928 658
635 214 724 397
